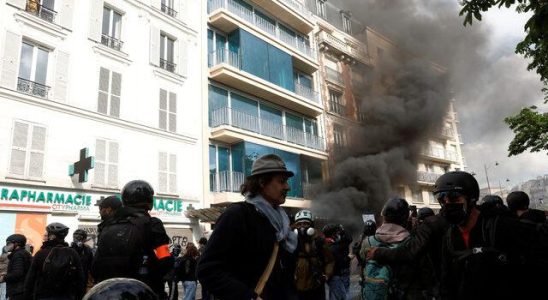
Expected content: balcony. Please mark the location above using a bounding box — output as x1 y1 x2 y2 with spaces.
210 107 326 151
17 77 50 99
417 171 441 184
208 49 323 116
318 31 370 65
246 0 314 34
422 147 459 163
325 67 344 86
328 101 347 116
160 58 176 73
26 1 56 23
161 4 178 18
208 0 317 72
438 127 454 140
101 34 123 51
210 170 245 192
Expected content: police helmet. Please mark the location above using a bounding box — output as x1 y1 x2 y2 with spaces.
417 207 435 221
73 229 87 240
46 222 69 239
381 197 410 226
6 234 26 247
295 209 313 223
82 278 158 300
121 180 154 208
433 171 479 203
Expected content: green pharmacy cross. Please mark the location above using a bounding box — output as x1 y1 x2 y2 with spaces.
68 148 95 183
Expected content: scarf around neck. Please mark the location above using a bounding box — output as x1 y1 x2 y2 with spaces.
246 194 298 253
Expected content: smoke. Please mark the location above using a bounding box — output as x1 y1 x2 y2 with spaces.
311 0 496 231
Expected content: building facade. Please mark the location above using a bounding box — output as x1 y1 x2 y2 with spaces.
0 0 203 250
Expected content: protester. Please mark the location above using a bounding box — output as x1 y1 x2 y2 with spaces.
176 243 199 300
506 191 547 223
197 237 211 300
293 209 334 300
70 229 94 288
167 244 182 300
323 223 352 300
24 222 85 300
92 180 173 298
95 195 122 234
197 154 298 300
1 234 31 300
0 245 8 300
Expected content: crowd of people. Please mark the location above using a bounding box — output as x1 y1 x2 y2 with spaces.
0 153 547 300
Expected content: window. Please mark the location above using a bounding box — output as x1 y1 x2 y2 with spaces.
17 42 50 98
160 33 176 72
341 11 352 34
316 0 326 18
161 0 177 18
159 152 177 194
207 29 228 66
412 190 423 203
9 121 46 178
94 139 118 187
333 124 346 148
26 0 56 23
101 7 123 51
328 90 345 115
159 89 177 132
97 67 121 117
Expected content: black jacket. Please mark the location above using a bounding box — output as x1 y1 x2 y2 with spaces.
5 247 32 298
197 202 297 300
176 255 197 282
70 243 94 284
24 240 85 300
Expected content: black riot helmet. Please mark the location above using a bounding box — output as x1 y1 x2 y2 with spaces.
417 207 435 221
82 278 159 300
121 180 154 209
46 222 69 239
382 198 410 226
6 234 26 247
433 171 479 204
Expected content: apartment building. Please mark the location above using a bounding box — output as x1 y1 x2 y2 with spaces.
0 0 202 249
202 0 328 218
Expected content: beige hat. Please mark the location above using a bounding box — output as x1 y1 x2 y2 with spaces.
249 154 294 178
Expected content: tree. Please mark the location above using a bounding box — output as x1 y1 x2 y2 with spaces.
459 0 548 155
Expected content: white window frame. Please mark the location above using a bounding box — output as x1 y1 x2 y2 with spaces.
159 89 177 132
94 138 119 188
158 152 177 194
19 41 50 85
160 33 175 63
102 6 122 40
8 120 46 179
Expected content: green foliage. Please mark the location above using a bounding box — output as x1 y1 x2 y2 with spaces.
505 107 548 155
460 0 548 155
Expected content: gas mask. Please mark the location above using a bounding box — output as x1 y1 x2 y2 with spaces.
441 202 468 225
293 227 315 238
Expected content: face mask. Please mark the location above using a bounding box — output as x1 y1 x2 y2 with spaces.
4 243 14 253
441 202 468 225
294 227 315 238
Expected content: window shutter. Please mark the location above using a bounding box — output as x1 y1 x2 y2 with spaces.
9 122 29 175
178 39 188 77
97 68 109 114
53 51 70 102
1 31 22 90
168 92 176 132
169 154 177 193
6 0 26 10
89 0 104 42
158 152 167 192
59 0 75 29
110 71 122 117
107 141 118 187
179 0 188 23
149 26 161 66
95 139 106 185
29 125 46 177
159 89 167 130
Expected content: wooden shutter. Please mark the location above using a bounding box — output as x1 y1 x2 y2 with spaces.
1 31 22 89
53 51 70 102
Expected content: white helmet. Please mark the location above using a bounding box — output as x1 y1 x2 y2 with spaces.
295 209 313 223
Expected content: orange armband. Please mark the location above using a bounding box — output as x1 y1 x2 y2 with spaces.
155 244 171 259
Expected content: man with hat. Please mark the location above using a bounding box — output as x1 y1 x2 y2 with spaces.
197 154 298 300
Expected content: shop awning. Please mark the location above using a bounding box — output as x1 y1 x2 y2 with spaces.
185 207 226 223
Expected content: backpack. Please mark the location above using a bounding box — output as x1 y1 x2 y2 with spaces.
295 237 326 291
42 246 78 291
363 236 409 300
93 214 151 280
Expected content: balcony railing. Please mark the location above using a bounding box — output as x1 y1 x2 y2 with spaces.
440 127 454 138
160 58 176 73
17 77 50 98
208 0 316 60
318 31 369 63
161 4 178 18
101 34 123 51
279 0 313 19
210 107 325 150
328 101 346 116
208 49 319 103
417 171 441 184
325 67 344 86
210 170 245 192
422 148 458 162
26 1 57 23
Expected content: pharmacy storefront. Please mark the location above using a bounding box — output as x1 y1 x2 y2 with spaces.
0 184 199 252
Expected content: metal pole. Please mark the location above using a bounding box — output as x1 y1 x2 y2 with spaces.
498 180 504 198
484 164 492 194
